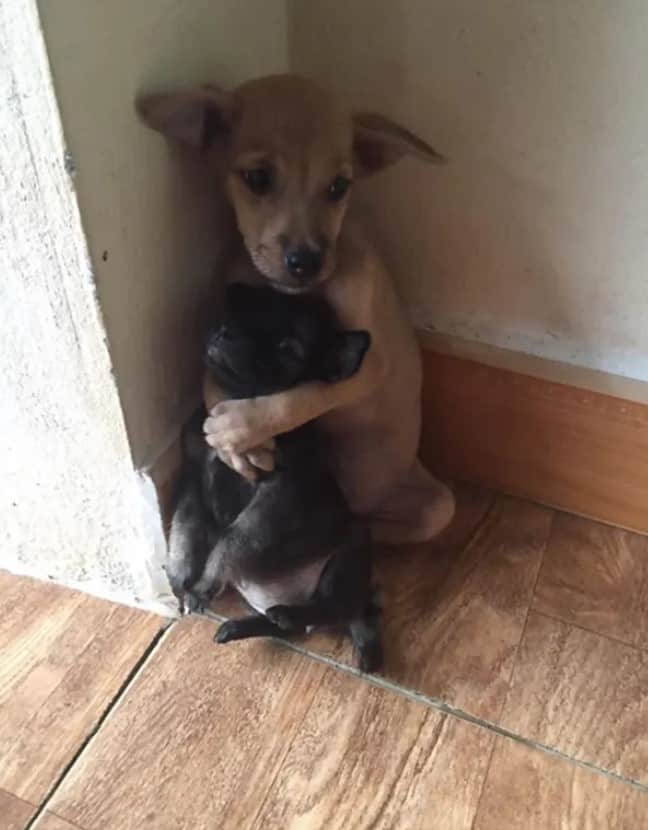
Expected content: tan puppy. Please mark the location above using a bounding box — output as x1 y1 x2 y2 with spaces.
137 74 455 544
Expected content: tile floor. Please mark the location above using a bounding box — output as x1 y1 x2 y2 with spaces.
2 486 648 829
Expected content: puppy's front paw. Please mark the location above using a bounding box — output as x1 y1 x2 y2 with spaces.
215 448 260 481
183 591 206 615
204 398 285 456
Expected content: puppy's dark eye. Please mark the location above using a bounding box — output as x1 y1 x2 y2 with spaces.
327 175 352 203
241 167 274 196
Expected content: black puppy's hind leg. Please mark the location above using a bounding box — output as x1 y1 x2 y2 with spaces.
186 525 246 609
349 609 383 674
167 480 210 614
215 615 286 644
265 599 383 673
265 602 339 630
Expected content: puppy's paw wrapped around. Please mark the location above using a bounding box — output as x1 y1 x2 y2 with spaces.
210 439 277 481
204 398 283 457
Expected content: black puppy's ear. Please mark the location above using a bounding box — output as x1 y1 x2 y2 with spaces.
320 331 371 382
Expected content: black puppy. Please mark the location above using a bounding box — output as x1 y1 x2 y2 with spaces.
167 282 382 672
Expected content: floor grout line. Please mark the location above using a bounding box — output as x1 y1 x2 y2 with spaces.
469 736 498 830
532 607 644 651
451 492 498 559
466 497 524 823
197 607 648 798
25 620 175 830
35 809 86 830
494 509 556 726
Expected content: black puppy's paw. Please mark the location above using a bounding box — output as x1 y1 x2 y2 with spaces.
183 591 206 615
265 605 295 631
214 620 238 644
356 639 383 674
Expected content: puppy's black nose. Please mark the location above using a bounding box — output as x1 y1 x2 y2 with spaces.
284 246 323 280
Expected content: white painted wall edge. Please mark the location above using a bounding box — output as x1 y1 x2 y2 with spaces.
418 329 648 405
411 309 648 387
0 0 174 614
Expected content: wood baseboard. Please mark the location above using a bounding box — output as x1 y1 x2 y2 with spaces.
420 348 648 534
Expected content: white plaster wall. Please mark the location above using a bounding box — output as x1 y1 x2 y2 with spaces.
1 0 168 611
1 0 288 608
290 0 648 384
38 0 289 468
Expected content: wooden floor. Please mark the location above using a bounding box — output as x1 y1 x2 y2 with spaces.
3 486 648 829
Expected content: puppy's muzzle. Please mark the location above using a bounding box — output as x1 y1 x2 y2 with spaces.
284 245 323 282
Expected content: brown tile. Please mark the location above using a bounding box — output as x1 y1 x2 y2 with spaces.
32 813 82 830
250 674 494 830
306 491 552 721
0 788 35 829
0 571 162 804
49 617 326 830
50 616 493 830
534 512 648 646
501 612 648 784
474 738 648 830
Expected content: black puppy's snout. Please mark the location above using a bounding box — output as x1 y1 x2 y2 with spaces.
206 326 229 361
284 246 323 280
209 325 232 345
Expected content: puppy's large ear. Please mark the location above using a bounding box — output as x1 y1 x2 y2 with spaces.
353 112 446 176
320 331 371 382
135 86 233 149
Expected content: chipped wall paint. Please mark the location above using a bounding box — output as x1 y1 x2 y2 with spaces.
290 0 648 386
0 0 171 612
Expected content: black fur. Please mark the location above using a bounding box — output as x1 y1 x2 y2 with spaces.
167 283 383 672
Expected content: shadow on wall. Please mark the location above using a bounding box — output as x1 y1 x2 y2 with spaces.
289 0 648 385
121 141 233 461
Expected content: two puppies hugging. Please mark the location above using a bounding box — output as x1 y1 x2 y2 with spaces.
138 75 455 672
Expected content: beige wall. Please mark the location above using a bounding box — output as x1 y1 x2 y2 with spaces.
38 0 288 468
290 0 648 384
39 0 648 471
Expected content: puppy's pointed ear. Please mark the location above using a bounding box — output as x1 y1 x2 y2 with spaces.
352 112 446 176
135 86 233 150
320 331 371 382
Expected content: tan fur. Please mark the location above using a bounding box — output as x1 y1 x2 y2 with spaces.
137 74 455 543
